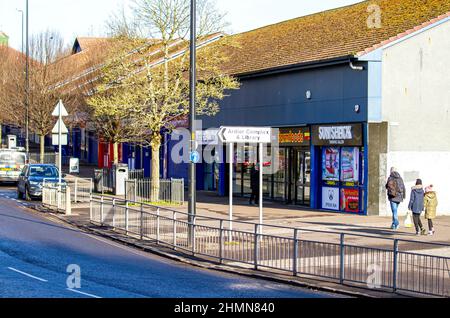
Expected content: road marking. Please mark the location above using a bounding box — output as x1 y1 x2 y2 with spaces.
66 288 102 299
7 267 48 282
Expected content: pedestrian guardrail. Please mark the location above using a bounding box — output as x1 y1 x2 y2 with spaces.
89 196 450 297
42 183 71 215
125 178 184 205
65 177 93 203
93 168 145 194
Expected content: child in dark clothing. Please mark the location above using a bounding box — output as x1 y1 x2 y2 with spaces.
408 179 426 236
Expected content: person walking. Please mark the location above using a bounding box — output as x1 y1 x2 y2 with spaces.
386 167 406 230
249 165 260 205
424 185 438 236
408 179 427 236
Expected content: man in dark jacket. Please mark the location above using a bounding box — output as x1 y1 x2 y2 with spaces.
249 165 260 205
385 167 406 230
409 179 426 235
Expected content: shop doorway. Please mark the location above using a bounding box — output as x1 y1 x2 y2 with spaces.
288 149 311 206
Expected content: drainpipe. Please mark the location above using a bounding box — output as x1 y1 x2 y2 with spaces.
349 60 364 71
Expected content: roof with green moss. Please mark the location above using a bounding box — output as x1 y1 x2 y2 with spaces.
221 0 450 76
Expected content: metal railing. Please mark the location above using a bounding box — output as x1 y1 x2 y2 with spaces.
90 196 450 297
93 168 145 194
65 177 93 203
129 169 144 180
42 183 71 214
125 178 185 205
28 153 57 164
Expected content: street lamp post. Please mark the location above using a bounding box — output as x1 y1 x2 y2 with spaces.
188 0 197 243
25 0 29 155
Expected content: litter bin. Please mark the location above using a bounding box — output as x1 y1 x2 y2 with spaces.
94 169 104 193
114 164 129 196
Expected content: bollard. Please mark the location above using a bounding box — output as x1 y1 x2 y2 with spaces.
65 187 72 216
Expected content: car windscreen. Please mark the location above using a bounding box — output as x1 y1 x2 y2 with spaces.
0 152 26 165
29 166 59 178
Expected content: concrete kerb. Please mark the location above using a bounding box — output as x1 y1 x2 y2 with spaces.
29 204 415 299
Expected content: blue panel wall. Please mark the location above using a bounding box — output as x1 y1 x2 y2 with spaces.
201 63 368 128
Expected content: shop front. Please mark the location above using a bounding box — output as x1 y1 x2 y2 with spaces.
311 123 367 215
232 126 312 207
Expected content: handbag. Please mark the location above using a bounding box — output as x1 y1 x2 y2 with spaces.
404 211 414 228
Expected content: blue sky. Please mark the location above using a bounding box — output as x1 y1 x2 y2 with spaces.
0 0 362 51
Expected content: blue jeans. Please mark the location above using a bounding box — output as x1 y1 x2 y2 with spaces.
390 201 400 228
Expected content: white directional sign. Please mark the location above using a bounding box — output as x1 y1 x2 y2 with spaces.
218 126 272 144
51 100 69 117
52 118 69 134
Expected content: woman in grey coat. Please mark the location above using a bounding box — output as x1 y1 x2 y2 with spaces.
408 179 426 236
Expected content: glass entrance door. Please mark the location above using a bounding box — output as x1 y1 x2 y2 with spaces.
289 149 311 206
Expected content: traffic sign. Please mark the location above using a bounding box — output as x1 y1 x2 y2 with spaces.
51 100 69 117
190 151 200 164
52 134 68 146
52 118 69 134
218 126 272 144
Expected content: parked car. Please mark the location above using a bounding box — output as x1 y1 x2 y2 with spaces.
0 150 27 184
17 164 65 201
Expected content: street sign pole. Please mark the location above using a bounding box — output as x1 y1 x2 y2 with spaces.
218 126 271 238
58 99 62 187
259 143 263 234
188 0 197 245
229 142 233 239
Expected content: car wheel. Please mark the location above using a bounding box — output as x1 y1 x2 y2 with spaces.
25 187 32 201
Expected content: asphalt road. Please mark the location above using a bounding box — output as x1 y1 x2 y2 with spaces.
0 186 335 298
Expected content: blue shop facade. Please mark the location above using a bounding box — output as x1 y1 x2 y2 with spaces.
195 57 370 215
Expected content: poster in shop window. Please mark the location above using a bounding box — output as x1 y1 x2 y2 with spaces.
341 188 360 213
322 147 340 181
322 187 340 211
340 147 360 183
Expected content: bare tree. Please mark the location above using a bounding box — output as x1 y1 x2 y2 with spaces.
88 0 239 201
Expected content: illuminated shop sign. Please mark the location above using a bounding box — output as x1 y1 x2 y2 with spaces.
312 124 363 146
278 127 310 147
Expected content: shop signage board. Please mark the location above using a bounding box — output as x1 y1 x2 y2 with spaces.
278 127 310 147
312 123 363 146
322 187 340 211
341 188 360 213
69 158 80 174
219 126 272 235
218 126 272 144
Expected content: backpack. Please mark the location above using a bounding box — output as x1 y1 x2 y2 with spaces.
387 178 399 198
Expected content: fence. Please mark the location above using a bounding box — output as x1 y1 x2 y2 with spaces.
125 178 185 205
65 177 93 203
28 153 57 164
42 183 71 214
93 168 147 194
90 196 450 297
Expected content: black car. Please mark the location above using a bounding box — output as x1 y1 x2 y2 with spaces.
17 164 65 200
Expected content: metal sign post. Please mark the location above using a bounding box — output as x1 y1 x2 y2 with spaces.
259 143 263 234
218 126 272 238
51 100 69 208
229 142 233 236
